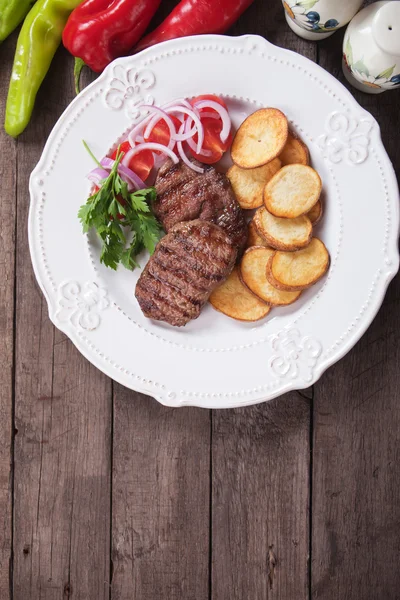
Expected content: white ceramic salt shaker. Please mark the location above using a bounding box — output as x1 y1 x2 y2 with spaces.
342 1 400 94
282 0 364 40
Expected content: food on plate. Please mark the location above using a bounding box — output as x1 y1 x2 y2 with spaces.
230 108 288 169
264 164 322 218
0 0 33 42
153 158 247 250
307 200 323 225
78 94 329 327
135 0 255 52
209 267 271 322
279 133 309 166
266 238 330 291
227 159 281 209
240 247 301 305
135 220 237 326
63 0 161 91
246 221 270 248
253 206 312 251
5 0 83 137
78 145 162 270
113 95 232 172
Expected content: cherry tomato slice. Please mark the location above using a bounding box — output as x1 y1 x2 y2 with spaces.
191 117 232 164
110 141 154 181
190 94 228 121
111 140 131 159
144 114 182 151
127 149 154 181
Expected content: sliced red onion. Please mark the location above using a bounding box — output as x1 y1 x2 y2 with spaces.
141 106 178 150
185 136 212 158
122 143 179 167
127 114 154 147
162 98 195 112
193 100 231 143
100 157 115 170
118 163 146 190
87 167 109 185
100 158 146 190
173 123 197 141
176 124 204 174
164 106 204 154
184 117 212 157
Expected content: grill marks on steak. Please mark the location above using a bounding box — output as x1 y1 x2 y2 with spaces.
135 220 237 326
154 159 248 250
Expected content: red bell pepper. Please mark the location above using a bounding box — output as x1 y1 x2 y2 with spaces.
63 0 161 73
135 0 255 53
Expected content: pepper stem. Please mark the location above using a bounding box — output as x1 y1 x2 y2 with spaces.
74 58 87 95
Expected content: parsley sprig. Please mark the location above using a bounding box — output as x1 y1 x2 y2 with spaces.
78 143 162 270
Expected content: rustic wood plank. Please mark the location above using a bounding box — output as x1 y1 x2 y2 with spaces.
0 31 19 600
12 48 112 600
111 3 210 599
211 4 315 600
111 389 210 600
312 30 400 600
212 396 311 600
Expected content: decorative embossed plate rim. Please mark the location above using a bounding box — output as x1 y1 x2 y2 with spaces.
28 34 399 408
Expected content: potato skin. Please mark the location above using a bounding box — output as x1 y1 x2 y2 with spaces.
264 164 322 218
231 108 288 169
240 247 301 306
209 267 271 321
266 239 330 291
279 133 309 166
254 207 312 252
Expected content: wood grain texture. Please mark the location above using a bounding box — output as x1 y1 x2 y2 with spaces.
0 32 18 600
111 388 210 600
312 29 400 600
12 49 112 600
212 396 311 600
212 5 315 600
111 4 209 600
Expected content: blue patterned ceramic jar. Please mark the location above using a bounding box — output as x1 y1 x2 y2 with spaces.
282 0 364 40
343 1 400 94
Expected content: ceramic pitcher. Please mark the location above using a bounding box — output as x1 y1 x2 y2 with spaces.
343 1 400 94
282 0 364 40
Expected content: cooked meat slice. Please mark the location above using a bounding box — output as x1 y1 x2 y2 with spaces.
135 220 237 326
154 159 248 250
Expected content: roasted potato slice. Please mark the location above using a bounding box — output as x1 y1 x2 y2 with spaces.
266 238 330 291
240 247 301 306
254 206 312 251
264 164 322 218
231 108 288 169
307 200 323 225
246 220 270 248
279 133 309 166
227 159 281 210
209 267 271 321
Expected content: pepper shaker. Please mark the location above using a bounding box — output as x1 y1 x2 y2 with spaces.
343 1 400 93
282 0 364 40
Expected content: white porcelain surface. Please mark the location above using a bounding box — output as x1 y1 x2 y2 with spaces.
343 1 400 93
29 34 399 408
282 0 363 40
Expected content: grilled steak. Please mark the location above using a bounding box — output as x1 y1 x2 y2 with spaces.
135 220 237 326
154 159 248 250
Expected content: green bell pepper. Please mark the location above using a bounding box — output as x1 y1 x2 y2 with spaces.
0 0 36 42
5 0 83 137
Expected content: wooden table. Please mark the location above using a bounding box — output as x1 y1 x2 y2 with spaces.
1 1 399 598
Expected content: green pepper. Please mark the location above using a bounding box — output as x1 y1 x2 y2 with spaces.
0 0 36 41
5 0 83 137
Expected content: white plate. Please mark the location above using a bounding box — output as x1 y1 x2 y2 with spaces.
29 34 399 409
